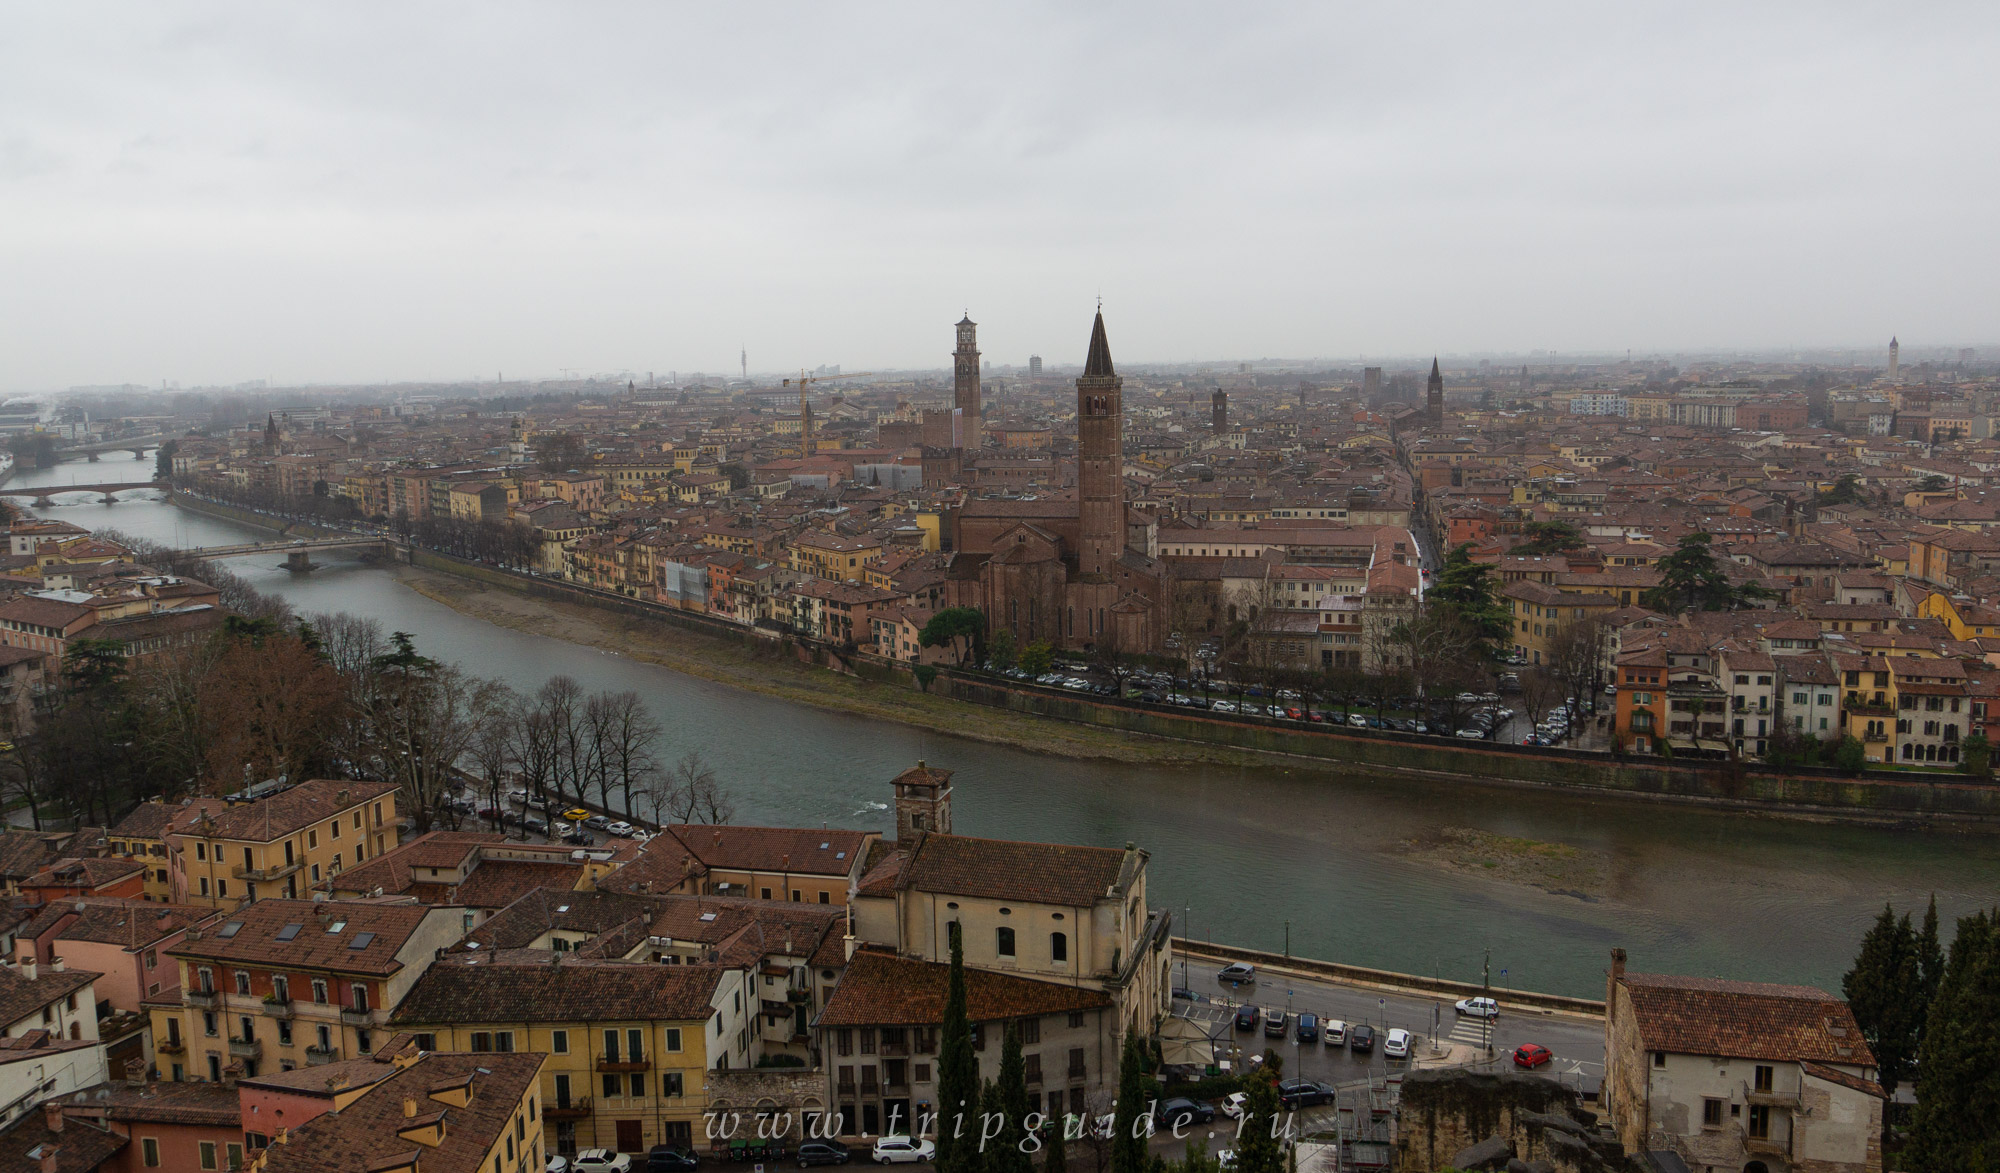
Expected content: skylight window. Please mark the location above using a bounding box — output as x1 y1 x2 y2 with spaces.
218 921 243 938
275 923 301 941
326 920 346 934
699 912 717 922
348 932 375 950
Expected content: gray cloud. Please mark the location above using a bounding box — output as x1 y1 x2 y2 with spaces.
2 2 1995 389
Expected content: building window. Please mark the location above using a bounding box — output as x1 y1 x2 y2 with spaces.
1702 1098 1723 1128
665 1028 682 1052
199 1141 218 1170
1651 1051 1665 1068
1050 932 1067 963
551 1030 568 1054
142 1139 161 1167
663 1071 684 1097
997 927 1016 958
603 1073 621 1098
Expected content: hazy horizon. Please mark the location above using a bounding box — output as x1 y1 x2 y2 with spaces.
5 4 1996 391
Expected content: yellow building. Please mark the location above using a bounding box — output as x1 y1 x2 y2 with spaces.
1919 590 2000 640
164 780 401 907
391 955 751 1159
788 531 883 583
1502 582 1621 666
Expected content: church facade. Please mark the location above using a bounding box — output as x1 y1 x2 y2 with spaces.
945 311 1166 654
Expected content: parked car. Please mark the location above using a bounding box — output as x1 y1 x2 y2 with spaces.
1512 1043 1552 1069
548 1157 570 1173
1234 1004 1260 1031
647 1148 700 1172
1295 1012 1319 1044
1171 987 1197 1002
1156 1098 1214 1130
1263 1007 1288 1038
870 1137 935 1164
522 816 548 834
1455 997 1500 1019
1349 1024 1376 1053
508 789 529 806
797 1142 851 1168
1384 1029 1411 1058
1323 1019 1347 1046
585 814 614 830
563 807 591 821
1217 962 1256 985
573 1151 632 1173
605 821 635 837
563 828 593 846
1275 1080 1335 1109
1218 1092 1250 1119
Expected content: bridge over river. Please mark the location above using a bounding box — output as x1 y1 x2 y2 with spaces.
182 534 404 571
0 482 163 506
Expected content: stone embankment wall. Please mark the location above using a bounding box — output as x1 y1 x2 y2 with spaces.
1176 939 1605 1017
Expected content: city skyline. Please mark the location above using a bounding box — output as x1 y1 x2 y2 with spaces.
4 5 1997 390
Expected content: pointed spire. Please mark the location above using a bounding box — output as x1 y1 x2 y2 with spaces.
1084 310 1115 378
1430 357 1441 378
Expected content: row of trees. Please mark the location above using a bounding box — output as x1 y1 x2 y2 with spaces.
1843 897 2000 1163
2 544 729 835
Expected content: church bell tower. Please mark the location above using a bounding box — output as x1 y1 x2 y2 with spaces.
953 315 982 450
1076 309 1125 580
892 760 953 839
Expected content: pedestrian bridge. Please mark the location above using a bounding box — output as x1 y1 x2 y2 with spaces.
184 535 403 570
0 482 163 505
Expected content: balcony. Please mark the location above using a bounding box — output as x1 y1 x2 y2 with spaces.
880 1040 910 1057
1745 1135 1788 1157
1744 1081 1802 1109
595 1057 651 1073
262 995 293 1020
304 1046 337 1066
545 1097 593 1121
339 1007 374 1026
184 989 218 1009
227 1037 263 1060
156 1038 186 1055
836 1082 856 1098
232 860 302 883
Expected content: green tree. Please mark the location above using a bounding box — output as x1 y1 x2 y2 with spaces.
1907 908 2000 1170
1961 732 1991 778
1818 473 1863 506
1109 1032 1150 1173
153 439 179 480
1041 1109 1066 1173
1232 1073 1285 1173
1833 735 1868 774
988 628 1018 672
990 1027 1031 1173
1919 894 1947 1027
1642 532 1750 613
1018 641 1055 678
1426 544 1510 660
1513 521 1583 556
1842 904 1923 1105
920 607 987 666
935 923 979 1173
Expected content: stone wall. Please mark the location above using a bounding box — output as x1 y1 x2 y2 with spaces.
1394 1070 1622 1173
703 1067 830 1142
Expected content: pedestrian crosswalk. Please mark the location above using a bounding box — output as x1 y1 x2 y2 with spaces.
1446 1019 1494 1045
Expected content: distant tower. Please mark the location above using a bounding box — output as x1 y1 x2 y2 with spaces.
892 760 953 839
741 347 747 381
1076 309 1125 580
1211 388 1228 435
1426 358 1445 426
264 413 280 451
953 315 982 450
1363 367 1383 401
1889 336 1901 382
1029 355 1043 377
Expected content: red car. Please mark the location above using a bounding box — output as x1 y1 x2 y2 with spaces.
1512 1044 1552 1069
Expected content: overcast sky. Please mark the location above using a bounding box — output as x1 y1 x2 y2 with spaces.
3 3 1996 391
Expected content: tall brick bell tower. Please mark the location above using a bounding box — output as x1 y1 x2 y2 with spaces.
1076 308 1125 580
953 314 982 451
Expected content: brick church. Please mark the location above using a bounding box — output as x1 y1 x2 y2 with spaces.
945 310 1166 653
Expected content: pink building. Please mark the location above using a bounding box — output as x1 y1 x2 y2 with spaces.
16 899 217 1015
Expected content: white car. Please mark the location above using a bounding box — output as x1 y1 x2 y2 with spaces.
1323 1019 1347 1046
605 821 635 837
546 1157 570 1173
1384 1028 1412 1058
1455 996 1500 1019
871 1137 935 1164
572 1151 631 1173
1218 1091 1249 1119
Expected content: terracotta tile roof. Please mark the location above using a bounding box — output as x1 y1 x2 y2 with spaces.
1801 1060 1888 1099
0 1114 126 1173
662 824 872 878
0 966 101 1033
1618 972 1875 1066
894 833 1134 908
0 833 56 883
169 899 440 977
77 1078 244 1126
22 858 144 892
462 889 658 952
107 804 177 842
23 900 214 950
332 831 507 895
238 1055 398 1098
407 862 584 910
166 779 397 845
816 947 1109 1027
392 955 724 1025
256 1052 544 1173
589 836 703 897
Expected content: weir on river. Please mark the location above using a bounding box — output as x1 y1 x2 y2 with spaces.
13 452 1999 997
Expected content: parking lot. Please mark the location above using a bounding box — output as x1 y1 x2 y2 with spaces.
441 784 651 849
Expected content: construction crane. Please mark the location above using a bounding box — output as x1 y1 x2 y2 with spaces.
780 370 874 457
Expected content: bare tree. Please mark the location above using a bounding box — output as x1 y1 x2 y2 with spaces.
665 751 736 825
592 691 662 819
129 639 225 799
305 611 385 677
1518 666 1563 732
465 685 522 835
1546 617 1609 739
537 675 587 807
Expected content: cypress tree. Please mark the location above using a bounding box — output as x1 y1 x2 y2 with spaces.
1232 1073 1285 1173
1041 1105 1067 1173
990 1027 1031 1173
1842 903 1922 1100
977 1078 1006 1173
936 923 979 1173
1109 1032 1151 1173
1918 893 1946 1024
1906 908 2000 1171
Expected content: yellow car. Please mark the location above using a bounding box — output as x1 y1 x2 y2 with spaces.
563 808 591 822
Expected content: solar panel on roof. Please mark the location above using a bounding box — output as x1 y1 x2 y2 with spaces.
275 923 301 941
348 932 375 950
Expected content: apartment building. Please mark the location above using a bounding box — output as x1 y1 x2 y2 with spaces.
164 780 400 908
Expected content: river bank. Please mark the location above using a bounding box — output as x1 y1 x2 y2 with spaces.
392 563 1319 772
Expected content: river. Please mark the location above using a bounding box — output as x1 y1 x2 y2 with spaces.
10 452 1998 998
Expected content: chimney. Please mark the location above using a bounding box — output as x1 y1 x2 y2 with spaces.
21 959 35 982
42 1100 62 1133
49 958 63 974
34 1144 59 1173
403 1097 418 1119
